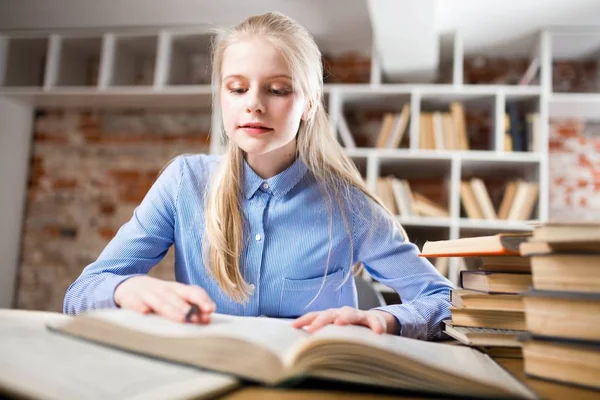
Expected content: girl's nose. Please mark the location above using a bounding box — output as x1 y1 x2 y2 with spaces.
245 89 265 114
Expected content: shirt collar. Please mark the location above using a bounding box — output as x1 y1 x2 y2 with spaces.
242 157 308 200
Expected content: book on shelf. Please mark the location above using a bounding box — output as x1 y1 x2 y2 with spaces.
336 113 356 148
419 112 435 150
374 113 395 148
476 255 532 273
526 113 541 153
460 181 484 219
434 257 450 277
498 181 519 220
420 233 532 257
387 104 411 148
524 252 600 293
384 177 448 218
412 192 449 218
528 222 600 244
519 222 600 390
460 271 532 295
443 321 524 348
390 178 415 216
451 289 524 311
519 57 540 86
469 178 497 220
372 106 411 149
450 307 526 330
0 310 239 400
48 309 537 399
375 177 398 215
506 181 539 221
521 334 600 391
418 104 469 151
524 290 600 342
450 102 470 150
432 111 445 150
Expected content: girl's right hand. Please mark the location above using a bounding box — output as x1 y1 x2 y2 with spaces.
113 276 216 324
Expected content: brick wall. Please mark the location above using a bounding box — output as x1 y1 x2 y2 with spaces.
16 110 211 311
549 119 600 221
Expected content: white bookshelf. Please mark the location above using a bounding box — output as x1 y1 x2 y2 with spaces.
0 26 596 302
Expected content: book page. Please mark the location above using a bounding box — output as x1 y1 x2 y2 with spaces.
0 311 238 400
297 325 536 399
76 309 308 359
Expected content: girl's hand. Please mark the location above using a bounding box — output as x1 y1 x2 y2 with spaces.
292 307 399 334
113 276 215 324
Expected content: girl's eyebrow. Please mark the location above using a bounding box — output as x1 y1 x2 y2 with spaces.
222 74 292 81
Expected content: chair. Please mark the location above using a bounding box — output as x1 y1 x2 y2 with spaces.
354 276 386 310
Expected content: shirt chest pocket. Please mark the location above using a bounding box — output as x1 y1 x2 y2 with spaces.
278 268 346 318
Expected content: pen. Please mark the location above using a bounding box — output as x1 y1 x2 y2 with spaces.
185 303 200 322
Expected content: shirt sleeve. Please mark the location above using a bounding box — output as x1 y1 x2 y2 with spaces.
63 156 183 315
351 193 454 340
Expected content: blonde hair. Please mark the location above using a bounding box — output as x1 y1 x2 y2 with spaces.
204 12 405 303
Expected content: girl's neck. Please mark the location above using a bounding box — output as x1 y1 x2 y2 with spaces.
245 138 297 179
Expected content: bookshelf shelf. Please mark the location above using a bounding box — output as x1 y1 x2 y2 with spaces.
1 36 48 87
396 216 452 228
458 218 536 231
54 36 103 88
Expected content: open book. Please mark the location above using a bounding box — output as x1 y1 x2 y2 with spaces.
0 309 238 400
49 309 537 399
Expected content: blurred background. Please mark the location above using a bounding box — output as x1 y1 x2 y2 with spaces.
0 0 599 312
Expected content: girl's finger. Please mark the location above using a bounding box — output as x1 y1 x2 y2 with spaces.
333 307 362 325
173 283 216 314
124 295 151 314
306 310 337 333
142 292 186 322
292 312 319 329
366 313 386 334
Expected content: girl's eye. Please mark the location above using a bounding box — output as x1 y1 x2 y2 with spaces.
270 88 292 96
229 88 247 94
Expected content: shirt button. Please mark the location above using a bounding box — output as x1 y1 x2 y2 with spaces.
255 233 262 241
262 183 269 190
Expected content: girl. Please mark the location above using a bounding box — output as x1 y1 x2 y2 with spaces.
64 12 453 340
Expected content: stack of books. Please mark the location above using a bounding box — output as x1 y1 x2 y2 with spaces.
421 233 533 357
520 222 600 390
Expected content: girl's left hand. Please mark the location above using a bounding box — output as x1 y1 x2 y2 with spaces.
292 306 399 335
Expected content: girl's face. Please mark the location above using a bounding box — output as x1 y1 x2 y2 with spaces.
220 37 308 160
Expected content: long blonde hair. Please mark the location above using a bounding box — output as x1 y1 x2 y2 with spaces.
204 12 404 303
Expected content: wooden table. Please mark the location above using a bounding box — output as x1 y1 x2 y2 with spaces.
222 357 600 400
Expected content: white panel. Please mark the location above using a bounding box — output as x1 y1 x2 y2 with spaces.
494 90 505 153
154 31 171 88
452 31 464 86
98 33 115 89
409 90 421 150
43 34 61 90
0 96 34 308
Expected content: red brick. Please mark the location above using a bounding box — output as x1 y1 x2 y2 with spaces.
110 169 142 182
42 225 61 237
557 126 578 138
580 197 588 207
99 202 116 215
52 178 78 189
577 179 588 188
549 139 564 151
98 226 116 240
34 132 68 144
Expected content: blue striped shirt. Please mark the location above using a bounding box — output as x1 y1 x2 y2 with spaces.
64 154 453 340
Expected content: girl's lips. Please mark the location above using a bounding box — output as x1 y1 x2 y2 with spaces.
240 126 273 135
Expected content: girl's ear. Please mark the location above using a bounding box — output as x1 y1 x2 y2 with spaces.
301 101 312 121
